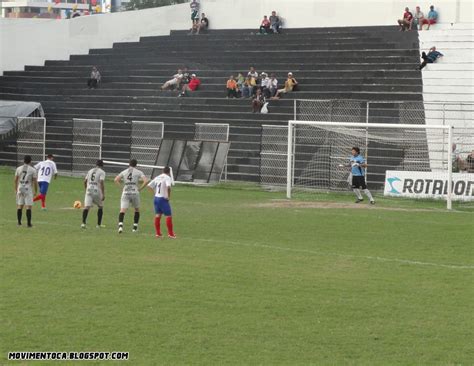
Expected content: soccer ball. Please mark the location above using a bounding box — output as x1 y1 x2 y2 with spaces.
73 201 82 209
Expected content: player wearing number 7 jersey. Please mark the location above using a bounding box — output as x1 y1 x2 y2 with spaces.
114 159 149 233
33 154 58 210
81 160 106 229
147 166 176 239
15 155 38 227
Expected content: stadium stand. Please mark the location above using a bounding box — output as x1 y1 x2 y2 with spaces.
0 26 425 182
418 23 474 135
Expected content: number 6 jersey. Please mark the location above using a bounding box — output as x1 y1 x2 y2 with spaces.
85 167 106 195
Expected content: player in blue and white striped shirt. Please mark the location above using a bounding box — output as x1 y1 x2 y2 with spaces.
349 147 375 204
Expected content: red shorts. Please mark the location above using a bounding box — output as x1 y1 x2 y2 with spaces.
422 19 437 25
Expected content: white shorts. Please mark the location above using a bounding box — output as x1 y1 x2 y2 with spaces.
17 190 33 206
84 192 103 207
121 193 140 209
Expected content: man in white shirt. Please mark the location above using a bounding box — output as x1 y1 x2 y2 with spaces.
82 160 106 229
114 159 148 233
33 154 58 210
15 155 38 227
147 166 176 239
161 69 184 90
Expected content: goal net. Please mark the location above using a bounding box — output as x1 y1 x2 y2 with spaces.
72 118 103 174
287 121 463 209
16 117 46 164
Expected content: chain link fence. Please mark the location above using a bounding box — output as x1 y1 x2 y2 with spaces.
16 117 46 165
72 118 103 174
194 123 229 142
260 125 288 188
130 121 164 177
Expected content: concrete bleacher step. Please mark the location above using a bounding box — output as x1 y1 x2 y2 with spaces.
0 25 426 181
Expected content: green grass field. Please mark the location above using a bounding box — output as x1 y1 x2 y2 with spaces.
1 167 473 365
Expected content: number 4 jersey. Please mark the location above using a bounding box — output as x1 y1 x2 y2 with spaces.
117 168 146 196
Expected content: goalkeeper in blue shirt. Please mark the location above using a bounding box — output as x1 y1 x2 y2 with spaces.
348 147 375 204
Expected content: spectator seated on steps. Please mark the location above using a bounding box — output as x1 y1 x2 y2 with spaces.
179 67 191 89
252 88 266 113
420 5 438 30
195 13 209 34
419 46 443 70
242 76 256 98
464 150 474 172
269 11 282 33
272 72 298 99
161 69 183 90
87 66 101 89
260 72 271 98
268 73 278 98
259 15 271 34
179 74 201 97
412 6 424 31
397 7 413 31
226 75 238 98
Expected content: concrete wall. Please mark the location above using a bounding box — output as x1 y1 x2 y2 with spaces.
1 0 472 74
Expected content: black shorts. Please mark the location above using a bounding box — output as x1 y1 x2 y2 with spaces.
352 175 367 189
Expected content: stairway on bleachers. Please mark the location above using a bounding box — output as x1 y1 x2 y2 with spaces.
418 23 474 135
0 26 422 182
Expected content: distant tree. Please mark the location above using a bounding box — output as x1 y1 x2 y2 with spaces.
126 0 187 11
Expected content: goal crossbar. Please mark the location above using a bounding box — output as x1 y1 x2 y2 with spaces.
287 120 454 209
103 160 174 185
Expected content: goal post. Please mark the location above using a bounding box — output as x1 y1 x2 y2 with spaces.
287 120 455 209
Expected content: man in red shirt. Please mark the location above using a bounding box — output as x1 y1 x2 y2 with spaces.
179 74 201 97
397 7 413 31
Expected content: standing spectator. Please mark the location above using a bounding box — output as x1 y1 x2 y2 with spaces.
421 5 438 30
268 73 278 97
196 13 209 34
413 6 425 30
269 11 281 33
259 15 271 34
242 76 256 98
161 69 183 90
419 46 443 70
273 72 298 99
190 0 199 27
179 74 201 97
226 75 238 98
87 66 101 89
252 88 266 113
397 7 413 31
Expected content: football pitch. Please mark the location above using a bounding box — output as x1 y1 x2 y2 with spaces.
0 167 473 365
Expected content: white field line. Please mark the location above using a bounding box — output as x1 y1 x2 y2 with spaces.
4 219 473 271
